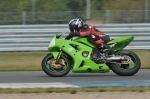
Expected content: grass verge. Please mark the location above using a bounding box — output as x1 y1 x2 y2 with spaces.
0 86 150 94
0 49 149 71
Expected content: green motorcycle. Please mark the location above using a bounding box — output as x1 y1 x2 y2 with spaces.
41 33 141 77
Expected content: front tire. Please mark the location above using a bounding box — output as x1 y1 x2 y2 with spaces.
110 50 141 76
41 53 71 77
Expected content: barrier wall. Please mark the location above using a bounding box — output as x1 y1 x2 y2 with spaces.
0 23 150 51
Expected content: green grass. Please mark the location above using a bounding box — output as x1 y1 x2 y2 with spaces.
0 86 150 94
0 51 48 71
0 50 149 71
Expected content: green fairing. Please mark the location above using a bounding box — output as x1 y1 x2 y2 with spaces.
73 37 96 48
47 34 134 73
48 36 109 73
107 36 134 51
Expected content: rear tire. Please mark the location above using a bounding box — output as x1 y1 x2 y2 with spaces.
110 50 141 76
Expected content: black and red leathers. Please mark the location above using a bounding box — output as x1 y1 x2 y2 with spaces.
65 24 110 46
65 23 113 55
80 24 105 45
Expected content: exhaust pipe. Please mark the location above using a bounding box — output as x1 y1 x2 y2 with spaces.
106 56 126 61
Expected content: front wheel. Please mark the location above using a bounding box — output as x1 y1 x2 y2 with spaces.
41 53 71 77
110 50 141 76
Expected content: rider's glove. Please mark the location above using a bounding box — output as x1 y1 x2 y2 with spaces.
65 32 79 40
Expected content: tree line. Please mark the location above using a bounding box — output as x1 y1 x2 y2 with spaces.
0 0 148 24
0 0 146 12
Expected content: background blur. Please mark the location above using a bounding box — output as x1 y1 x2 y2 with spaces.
0 0 150 25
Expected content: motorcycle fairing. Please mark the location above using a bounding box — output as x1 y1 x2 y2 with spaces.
48 37 110 73
107 36 134 51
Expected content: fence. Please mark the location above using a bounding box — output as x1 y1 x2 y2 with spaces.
0 10 150 24
0 23 150 51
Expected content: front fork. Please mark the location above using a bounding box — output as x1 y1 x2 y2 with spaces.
55 49 62 64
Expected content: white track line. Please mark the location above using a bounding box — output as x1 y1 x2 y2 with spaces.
0 83 79 88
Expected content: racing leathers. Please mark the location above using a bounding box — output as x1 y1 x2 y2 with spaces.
65 24 113 55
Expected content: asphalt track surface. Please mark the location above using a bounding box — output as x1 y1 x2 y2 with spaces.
0 69 149 83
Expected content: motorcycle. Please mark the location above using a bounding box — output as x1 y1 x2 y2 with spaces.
41 33 141 77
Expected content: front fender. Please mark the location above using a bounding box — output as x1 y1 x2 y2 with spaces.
48 52 59 59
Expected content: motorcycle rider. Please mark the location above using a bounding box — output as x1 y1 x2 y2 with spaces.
65 18 113 55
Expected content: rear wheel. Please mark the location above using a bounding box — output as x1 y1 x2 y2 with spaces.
110 50 141 76
41 53 71 77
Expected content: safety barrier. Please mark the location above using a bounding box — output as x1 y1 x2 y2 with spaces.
0 23 150 51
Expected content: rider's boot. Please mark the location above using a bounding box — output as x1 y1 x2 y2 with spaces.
95 42 113 63
98 42 114 55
